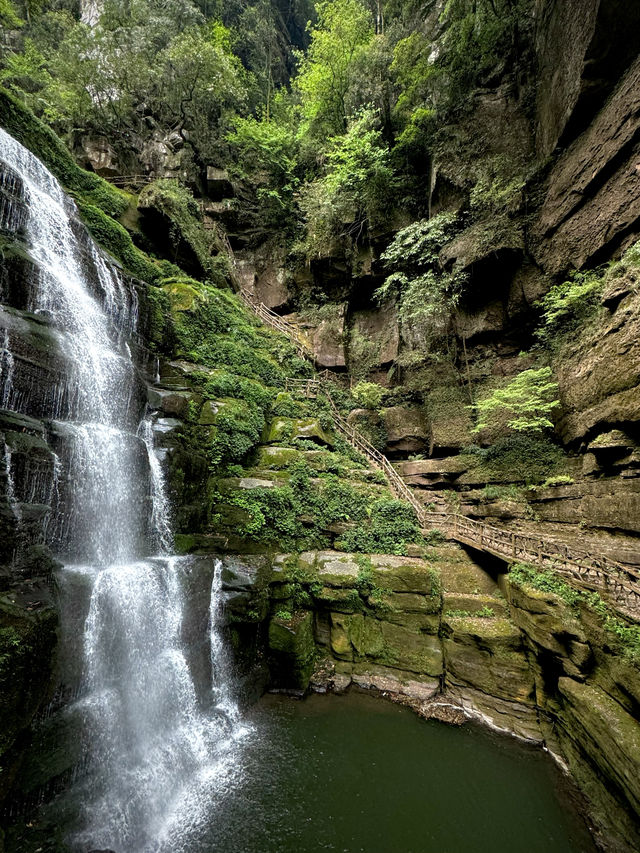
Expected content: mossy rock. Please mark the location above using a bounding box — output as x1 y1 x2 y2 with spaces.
163 279 208 313
443 617 535 704
254 446 305 469
378 621 443 676
264 417 334 447
558 678 640 817
316 552 360 588
369 554 441 596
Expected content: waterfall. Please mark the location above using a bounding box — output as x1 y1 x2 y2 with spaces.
0 128 247 851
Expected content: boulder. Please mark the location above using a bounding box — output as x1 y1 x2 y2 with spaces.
263 417 334 447
79 135 119 177
206 166 234 200
382 406 431 456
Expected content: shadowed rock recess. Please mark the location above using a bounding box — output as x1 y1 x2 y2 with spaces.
1 0 640 851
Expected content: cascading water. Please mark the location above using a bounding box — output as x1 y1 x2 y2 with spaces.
0 128 248 852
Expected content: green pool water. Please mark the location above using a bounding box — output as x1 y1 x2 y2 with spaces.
202 690 596 853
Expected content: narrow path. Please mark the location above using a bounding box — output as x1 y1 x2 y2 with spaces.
242 289 640 616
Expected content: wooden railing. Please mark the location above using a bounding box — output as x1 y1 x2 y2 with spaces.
104 174 153 188
239 290 314 360
244 296 640 616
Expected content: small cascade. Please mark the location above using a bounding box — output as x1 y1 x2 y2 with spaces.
0 128 247 851
1 328 14 408
139 414 173 555
210 560 241 725
3 441 22 524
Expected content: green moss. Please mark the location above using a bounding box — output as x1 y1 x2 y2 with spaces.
76 201 160 282
509 563 640 660
138 179 221 280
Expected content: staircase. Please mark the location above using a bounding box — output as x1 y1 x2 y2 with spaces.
247 293 640 617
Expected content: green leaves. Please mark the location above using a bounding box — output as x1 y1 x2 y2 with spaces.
295 0 374 142
472 367 560 437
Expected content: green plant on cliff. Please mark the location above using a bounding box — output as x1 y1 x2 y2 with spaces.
351 381 384 410
299 108 392 256
535 270 605 346
510 564 640 660
472 367 560 437
338 497 421 555
0 0 22 28
376 213 467 350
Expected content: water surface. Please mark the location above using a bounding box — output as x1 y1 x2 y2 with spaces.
195 690 596 853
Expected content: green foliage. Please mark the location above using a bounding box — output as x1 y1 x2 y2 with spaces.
299 108 392 255
510 564 640 660
275 608 293 621
0 0 23 27
208 397 266 467
76 201 160 282
380 212 459 270
541 475 574 488
535 271 605 345
483 433 565 485
446 606 494 618
439 0 530 104
354 555 392 611
227 106 299 226
509 563 582 608
351 381 384 410
481 484 523 502
472 367 560 437
376 213 466 348
338 498 421 555
295 0 374 145
139 179 217 279
221 456 420 554
468 155 525 218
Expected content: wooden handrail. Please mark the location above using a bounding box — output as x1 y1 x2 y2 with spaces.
240 293 640 616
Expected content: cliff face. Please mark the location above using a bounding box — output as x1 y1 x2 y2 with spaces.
1 3 640 852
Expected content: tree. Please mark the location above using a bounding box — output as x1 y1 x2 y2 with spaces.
295 0 374 147
472 367 560 438
299 108 392 256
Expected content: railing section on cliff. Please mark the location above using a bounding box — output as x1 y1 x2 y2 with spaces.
238 289 314 360
282 380 640 615
241 291 640 616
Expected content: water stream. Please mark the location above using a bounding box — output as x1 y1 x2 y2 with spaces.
0 128 246 852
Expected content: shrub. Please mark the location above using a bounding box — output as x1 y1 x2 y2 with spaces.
535 270 605 345
484 433 564 485
351 381 384 410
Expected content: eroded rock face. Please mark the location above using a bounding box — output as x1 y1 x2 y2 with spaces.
382 406 431 456
78 136 119 177
350 303 400 369
532 56 640 274
555 282 640 443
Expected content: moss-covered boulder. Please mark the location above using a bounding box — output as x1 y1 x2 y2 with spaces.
263 417 334 447
443 615 535 704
